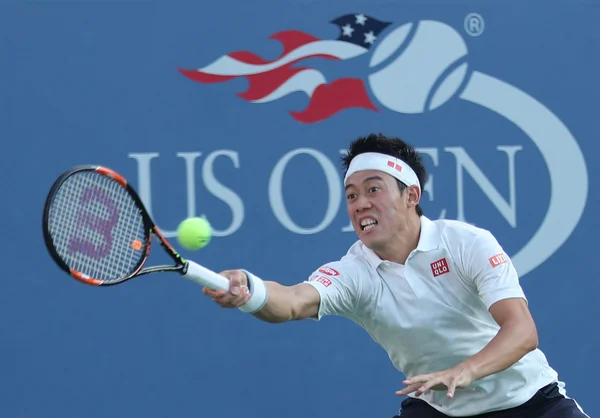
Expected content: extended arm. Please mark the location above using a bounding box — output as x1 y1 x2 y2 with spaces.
202 270 321 323
253 281 321 323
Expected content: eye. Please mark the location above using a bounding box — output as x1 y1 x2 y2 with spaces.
346 193 357 200
368 186 380 193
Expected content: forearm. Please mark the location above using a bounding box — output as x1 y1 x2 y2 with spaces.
251 282 303 324
460 319 538 381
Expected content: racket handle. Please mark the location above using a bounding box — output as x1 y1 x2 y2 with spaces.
183 260 230 291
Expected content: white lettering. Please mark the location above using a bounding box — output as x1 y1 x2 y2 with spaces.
416 147 447 220
128 152 160 218
445 146 522 226
129 152 203 238
269 148 342 234
202 150 244 237
179 152 203 223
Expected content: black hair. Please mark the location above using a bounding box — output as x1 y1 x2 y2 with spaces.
341 133 427 216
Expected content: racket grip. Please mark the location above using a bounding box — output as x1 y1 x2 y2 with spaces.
183 260 230 291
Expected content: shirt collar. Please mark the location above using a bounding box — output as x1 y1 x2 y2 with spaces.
415 215 440 252
357 216 440 269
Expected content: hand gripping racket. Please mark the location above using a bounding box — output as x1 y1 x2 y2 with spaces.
42 165 230 290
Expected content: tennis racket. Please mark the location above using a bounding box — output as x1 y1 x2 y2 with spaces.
42 165 230 290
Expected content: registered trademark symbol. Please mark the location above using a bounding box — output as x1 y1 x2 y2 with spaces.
464 13 485 36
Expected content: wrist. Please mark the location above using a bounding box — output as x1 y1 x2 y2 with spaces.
239 270 268 313
457 358 480 381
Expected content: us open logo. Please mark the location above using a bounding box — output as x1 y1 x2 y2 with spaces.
162 12 589 279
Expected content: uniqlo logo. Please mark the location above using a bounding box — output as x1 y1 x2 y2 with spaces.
431 258 450 277
387 160 402 172
489 253 508 268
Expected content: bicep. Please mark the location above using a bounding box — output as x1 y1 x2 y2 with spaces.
489 298 533 326
489 298 538 349
290 283 321 320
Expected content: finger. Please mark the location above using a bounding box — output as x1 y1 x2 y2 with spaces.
215 270 244 294
215 285 250 307
214 290 233 300
446 377 459 399
402 375 428 386
213 294 242 308
203 288 227 298
415 378 446 397
224 285 250 307
213 299 236 308
228 272 246 296
232 288 251 307
395 383 422 396
215 284 248 301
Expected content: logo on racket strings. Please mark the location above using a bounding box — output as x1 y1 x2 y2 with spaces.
68 187 120 260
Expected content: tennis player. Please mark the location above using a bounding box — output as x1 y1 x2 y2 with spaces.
202 134 588 417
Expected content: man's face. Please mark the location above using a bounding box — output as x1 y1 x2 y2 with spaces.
345 170 412 251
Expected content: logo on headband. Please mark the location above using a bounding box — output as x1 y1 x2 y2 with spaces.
387 161 402 172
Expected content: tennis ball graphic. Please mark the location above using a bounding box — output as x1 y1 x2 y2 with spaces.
368 20 469 114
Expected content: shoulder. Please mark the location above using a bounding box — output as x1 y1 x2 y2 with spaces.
431 219 514 280
307 240 373 288
311 241 370 277
430 219 506 272
433 219 498 250
434 219 492 239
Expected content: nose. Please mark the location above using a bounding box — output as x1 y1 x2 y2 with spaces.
354 194 372 212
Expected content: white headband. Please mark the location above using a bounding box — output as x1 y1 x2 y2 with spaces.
344 152 421 191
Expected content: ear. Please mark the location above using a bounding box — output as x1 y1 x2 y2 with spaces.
406 186 421 207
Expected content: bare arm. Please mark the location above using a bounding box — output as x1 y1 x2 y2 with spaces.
397 297 539 398
460 297 539 380
252 281 321 323
398 229 539 399
202 270 321 323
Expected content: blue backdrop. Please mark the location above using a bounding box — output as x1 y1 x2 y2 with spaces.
2 1 598 417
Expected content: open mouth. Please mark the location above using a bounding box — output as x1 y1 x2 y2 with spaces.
360 219 378 231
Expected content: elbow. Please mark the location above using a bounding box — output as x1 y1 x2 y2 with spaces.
526 335 539 353
504 319 538 355
262 317 289 324
522 325 539 353
523 336 539 354
252 311 291 324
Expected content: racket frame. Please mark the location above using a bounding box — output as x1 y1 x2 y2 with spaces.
43 165 188 286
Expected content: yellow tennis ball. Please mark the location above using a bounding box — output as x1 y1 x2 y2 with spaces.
176 217 212 250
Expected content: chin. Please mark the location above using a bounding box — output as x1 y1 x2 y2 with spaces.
359 233 382 250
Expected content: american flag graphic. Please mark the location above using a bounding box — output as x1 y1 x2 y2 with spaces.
179 14 391 123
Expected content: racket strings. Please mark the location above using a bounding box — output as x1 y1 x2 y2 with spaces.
48 171 146 282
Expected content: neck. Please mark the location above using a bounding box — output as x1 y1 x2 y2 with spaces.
373 214 421 264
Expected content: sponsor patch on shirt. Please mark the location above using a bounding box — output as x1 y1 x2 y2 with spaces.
488 253 508 268
309 274 332 287
318 266 340 276
431 258 450 277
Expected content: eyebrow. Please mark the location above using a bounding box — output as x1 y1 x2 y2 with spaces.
345 175 384 190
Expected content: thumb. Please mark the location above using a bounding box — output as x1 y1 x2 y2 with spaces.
229 272 244 295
